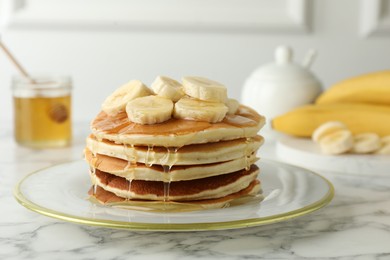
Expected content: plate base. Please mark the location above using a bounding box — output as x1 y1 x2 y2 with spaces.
14 160 334 231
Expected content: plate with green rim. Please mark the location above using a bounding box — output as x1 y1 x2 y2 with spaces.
14 159 334 231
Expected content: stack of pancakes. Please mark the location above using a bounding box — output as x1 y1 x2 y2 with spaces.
85 105 265 211
85 77 265 211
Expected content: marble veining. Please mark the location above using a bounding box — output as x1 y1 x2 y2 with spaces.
1 123 390 259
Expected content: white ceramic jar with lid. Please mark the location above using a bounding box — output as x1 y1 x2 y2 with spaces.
241 45 322 123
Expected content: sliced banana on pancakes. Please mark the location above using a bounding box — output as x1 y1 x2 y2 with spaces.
126 96 173 125
182 76 228 103
103 76 235 125
173 96 228 123
151 76 185 102
102 80 152 116
226 98 240 115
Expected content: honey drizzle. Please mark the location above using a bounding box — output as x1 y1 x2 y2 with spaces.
127 179 132 201
89 166 98 195
163 166 170 203
92 107 261 137
123 144 137 169
123 143 137 201
145 145 154 167
161 146 181 203
244 137 254 171
89 136 101 196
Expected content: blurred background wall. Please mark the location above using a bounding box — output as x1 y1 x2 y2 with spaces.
0 0 390 126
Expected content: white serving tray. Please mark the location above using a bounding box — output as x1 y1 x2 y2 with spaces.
276 136 390 176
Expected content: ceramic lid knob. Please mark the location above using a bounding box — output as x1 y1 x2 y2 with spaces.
275 46 292 65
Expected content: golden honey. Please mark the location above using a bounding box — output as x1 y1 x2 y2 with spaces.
12 76 72 148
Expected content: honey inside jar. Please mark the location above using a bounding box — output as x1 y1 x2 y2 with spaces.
12 76 72 148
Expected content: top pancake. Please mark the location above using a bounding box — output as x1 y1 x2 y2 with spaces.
91 105 265 147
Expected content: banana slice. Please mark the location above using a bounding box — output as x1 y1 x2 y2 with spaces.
351 133 381 154
151 76 185 102
226 98 240 115
374 135 390 155
312 121 348 143
375 144 390 155
380 135 390 145
173 97 228 123
102 80 152 116
126 96 173 125
182 76 227 102
319 129 353 155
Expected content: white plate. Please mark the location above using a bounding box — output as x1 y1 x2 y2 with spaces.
14 160 333 231
277 136 390 176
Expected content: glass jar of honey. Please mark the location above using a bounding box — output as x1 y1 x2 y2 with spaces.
12 75 72 148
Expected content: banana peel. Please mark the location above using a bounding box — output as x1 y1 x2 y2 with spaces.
272 103 390 137
316 70 390 105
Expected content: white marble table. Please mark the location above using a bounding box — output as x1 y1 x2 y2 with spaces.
1 122 390 260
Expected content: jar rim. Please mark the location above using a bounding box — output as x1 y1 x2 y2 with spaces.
12 75 72 90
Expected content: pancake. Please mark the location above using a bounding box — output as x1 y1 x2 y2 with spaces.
89 180 262 211
91 105 265 147
85 149 258 181
85 77 266 212
86 135 264 166
90 164 259 201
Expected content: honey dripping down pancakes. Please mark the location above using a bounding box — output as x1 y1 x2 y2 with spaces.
85 76 266 211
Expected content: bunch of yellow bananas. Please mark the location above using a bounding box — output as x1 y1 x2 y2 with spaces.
272 70 390 137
